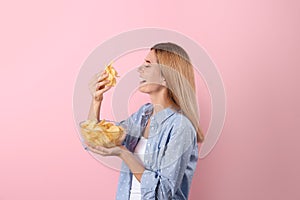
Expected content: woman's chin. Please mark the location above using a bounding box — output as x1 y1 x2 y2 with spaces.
138 83 164 94
138 84 149 93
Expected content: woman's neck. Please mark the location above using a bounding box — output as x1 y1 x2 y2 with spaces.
149 88 179 114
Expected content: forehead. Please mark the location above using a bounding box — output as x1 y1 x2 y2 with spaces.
145 49 157 63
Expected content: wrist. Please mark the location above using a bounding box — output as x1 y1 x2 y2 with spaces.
119 146 130 158
88 99 102 121
92 99 102 105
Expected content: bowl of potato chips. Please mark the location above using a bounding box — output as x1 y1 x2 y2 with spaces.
80 119 124 148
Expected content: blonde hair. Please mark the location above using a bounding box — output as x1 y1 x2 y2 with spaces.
151 42 205 143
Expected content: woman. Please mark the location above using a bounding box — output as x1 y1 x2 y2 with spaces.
86 42 205 200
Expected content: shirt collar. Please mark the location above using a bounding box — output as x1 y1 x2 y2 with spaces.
142 103 179 124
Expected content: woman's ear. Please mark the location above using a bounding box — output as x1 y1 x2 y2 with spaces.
161 77 167 87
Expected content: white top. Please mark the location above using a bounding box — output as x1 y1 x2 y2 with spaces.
129 136 148 200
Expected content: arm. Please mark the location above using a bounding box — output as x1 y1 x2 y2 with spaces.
86 103 153 180
87 70 111 121
140 125 198 199
86 103 151 180
119 146 145 181
88 99 101 121
85 144 145 181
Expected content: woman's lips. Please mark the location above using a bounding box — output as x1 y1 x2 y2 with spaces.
139 77 147 84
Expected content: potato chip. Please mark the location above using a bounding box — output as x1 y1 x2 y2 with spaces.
107 125 119 132
80 119 124 148
104 64 119 86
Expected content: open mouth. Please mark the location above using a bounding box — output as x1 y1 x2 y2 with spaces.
139 77 147 84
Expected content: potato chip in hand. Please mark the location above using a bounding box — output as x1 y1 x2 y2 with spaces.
104 64 119 86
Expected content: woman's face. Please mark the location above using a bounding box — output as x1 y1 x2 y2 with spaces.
137 50 166 94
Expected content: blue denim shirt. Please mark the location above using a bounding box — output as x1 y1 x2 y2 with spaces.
115 103 198 200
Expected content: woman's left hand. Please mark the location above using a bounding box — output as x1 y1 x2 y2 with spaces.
85 142 123 157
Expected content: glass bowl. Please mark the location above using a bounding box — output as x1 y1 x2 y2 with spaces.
79 120 124 148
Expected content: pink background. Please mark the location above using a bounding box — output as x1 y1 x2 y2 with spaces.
1 0 299 199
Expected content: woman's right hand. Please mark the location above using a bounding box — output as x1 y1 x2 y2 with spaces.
89 70 112 102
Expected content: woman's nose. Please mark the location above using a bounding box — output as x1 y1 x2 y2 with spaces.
137 65 144 73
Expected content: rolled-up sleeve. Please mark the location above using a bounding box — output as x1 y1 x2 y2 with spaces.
113 103 152 151
140 125 197 199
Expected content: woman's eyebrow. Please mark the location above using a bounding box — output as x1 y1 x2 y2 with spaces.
144 59 151 63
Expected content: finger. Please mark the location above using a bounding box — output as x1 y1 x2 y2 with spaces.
94 85 112 96
100 70 107 76
89 71 107 88
89 74 102 92
90 73 107 88
85 141 95 149
95 145 109 154
89 72 101 85
96 70 107 78
97 72 109 82
88 79 98 92
88 146 106 156
95 80 110 91
85 143 105 154
88 80 97 90
95 145 104 152
88 82 97 94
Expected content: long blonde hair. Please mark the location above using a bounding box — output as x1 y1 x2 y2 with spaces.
151 42 205 143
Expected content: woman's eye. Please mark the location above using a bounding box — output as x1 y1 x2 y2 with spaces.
145 65 150 68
